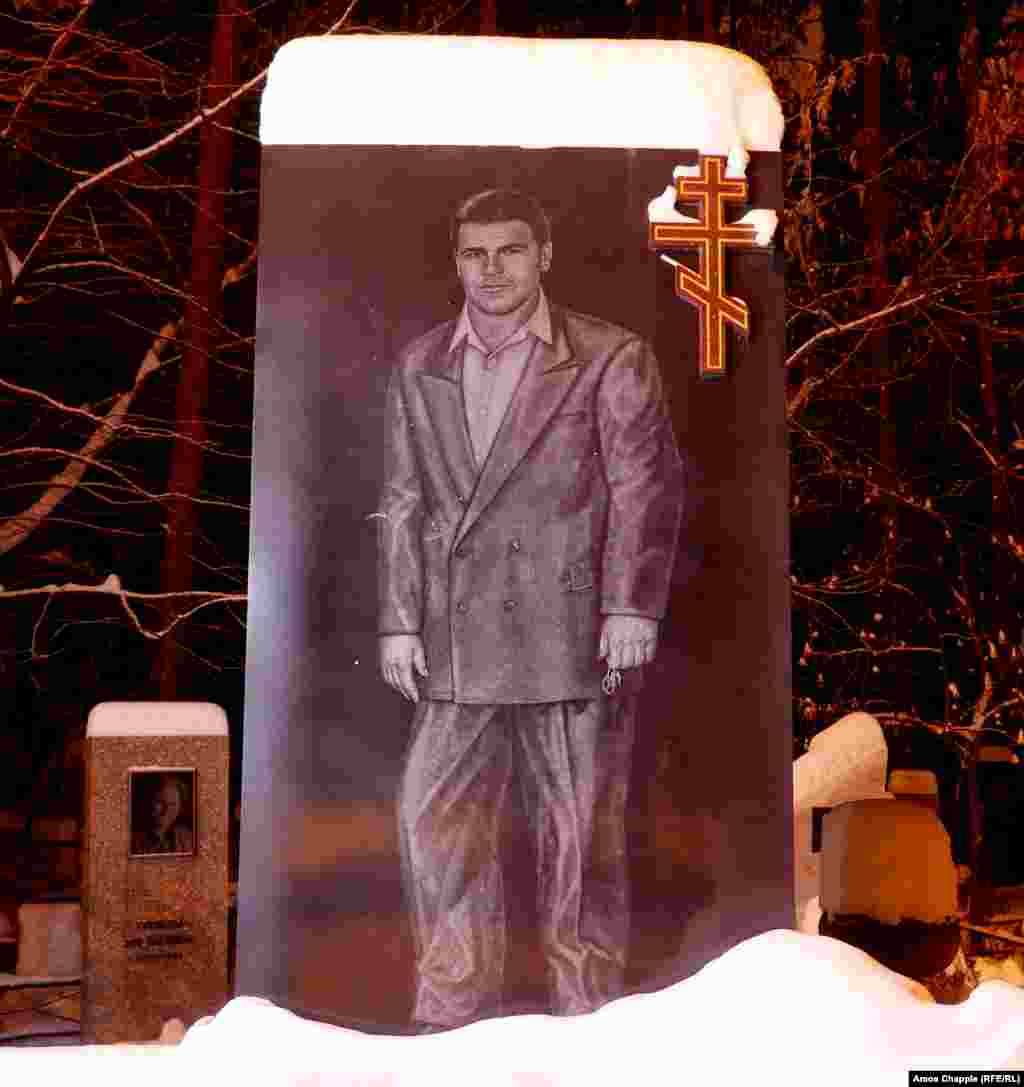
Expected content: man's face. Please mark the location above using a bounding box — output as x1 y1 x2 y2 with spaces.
455 219 552 320
152 781 182 834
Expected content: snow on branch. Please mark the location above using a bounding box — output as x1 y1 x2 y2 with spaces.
0 248 255 557
0 0 96 144
11 4 360 286
0 319 179 556
784 289 934 372
0 575 247 642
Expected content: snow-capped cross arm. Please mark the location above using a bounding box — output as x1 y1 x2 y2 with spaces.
649 153 775 379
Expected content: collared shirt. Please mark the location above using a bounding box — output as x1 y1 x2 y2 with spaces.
450 291 553 468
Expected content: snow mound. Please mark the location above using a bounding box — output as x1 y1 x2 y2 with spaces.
178 930 1024 1087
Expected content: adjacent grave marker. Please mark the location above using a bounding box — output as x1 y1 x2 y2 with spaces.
791 711 890 933
82 701 229 1042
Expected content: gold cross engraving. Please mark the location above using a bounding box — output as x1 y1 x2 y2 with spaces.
649 155 759 379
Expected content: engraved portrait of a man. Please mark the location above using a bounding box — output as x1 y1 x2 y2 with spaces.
376 188 684 1031
129 770 196 857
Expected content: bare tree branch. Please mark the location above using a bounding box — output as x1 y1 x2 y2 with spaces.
13 2 360 283
785 289 933 372
0 576 247 643
0 243 256 556
0 0 96 144
0 319 176 555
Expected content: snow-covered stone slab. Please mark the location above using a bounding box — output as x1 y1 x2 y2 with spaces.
792 712 891 932
260 36 783 152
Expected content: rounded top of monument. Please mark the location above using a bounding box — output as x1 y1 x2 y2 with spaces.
260 34 784 153
86 702 228 737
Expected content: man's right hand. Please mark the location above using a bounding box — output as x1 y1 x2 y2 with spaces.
379 635 428 703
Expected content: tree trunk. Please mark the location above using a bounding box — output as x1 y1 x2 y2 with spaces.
154 0 240 697
702 0 718 44
864 0 894 492
655 1 684 40
862 0 900 721
479 0 497 35
960 3 1016 742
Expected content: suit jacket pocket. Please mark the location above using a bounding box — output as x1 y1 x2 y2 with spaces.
562 557 595 592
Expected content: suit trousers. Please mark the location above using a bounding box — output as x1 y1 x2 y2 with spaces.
398 695 635 1028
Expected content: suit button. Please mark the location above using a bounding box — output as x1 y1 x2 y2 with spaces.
455 601 468 613
503 599 517 611
509 538 521 553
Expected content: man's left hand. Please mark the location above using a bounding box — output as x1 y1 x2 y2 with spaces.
599 615 659 671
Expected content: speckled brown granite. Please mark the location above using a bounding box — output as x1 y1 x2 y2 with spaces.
82 735 228 1043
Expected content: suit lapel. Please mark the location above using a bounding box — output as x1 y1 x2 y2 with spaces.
416 334 479 509
456 310 581 544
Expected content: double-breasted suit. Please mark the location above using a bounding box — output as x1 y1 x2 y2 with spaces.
379 305 684 701
379 302 684 1028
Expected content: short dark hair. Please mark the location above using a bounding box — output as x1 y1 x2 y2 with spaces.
154 772 189 808
451 189 551 249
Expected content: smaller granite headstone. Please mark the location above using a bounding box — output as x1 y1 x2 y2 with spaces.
819 797 960 978
820 799 957 925
792 712 891 933
82 702 229 1043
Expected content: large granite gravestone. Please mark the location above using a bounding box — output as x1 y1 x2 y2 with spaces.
82 702 229 1042
238 35 791 1032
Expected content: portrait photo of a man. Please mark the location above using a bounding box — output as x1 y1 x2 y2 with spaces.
377 188 684 1030
129 769 196 857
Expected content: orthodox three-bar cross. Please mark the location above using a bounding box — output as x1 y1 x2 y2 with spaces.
649 154 758 379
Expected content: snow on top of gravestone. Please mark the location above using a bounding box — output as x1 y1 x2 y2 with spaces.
86 701 227 737
793 712 889 812
260 36 783 152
